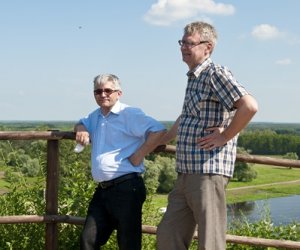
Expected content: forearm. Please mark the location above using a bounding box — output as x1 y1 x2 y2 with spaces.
137 130 167 157
160 116 180 145
74 123 86 132
129 130 166 166
74 123 89 144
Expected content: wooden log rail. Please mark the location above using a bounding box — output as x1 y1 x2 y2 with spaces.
1 131 300 249
1 131 300 168
0 215 300 249
155 145 300 168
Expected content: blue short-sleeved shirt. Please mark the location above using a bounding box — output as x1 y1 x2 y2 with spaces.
176 58 249 177
79 101 165 182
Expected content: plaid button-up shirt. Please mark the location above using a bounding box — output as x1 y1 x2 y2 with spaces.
176 58 249 177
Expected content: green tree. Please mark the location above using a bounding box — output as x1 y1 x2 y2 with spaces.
283 152 299 160
156 155 176 193
283 152 299 169
234 148 257 182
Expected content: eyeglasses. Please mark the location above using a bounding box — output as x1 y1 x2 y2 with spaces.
178 40 209 48
94 88 119 96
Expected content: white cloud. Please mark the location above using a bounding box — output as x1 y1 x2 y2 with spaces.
251 24 283 40
143 0 235 26
275 58 292 65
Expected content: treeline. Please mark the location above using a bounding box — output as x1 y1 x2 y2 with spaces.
238 128 300 156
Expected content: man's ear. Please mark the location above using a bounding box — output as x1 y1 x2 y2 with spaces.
206 42 214 55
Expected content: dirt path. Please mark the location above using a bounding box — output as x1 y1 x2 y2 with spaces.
227 179 300 191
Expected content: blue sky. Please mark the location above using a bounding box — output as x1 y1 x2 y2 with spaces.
1 0 299 123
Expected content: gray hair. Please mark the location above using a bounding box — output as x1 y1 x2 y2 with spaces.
93 74 122 90
184 21 218 47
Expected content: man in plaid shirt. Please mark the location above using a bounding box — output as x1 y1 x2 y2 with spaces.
157 21 258 250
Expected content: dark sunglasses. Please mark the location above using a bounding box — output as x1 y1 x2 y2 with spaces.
93 88 119 96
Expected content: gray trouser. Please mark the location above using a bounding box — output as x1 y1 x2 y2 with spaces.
157 173 229 250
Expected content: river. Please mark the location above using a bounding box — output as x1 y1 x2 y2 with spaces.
227 195 300 226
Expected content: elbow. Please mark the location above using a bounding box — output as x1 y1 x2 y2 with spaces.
248 101 258 117
157 130 169 146
241 95 259 117
250 98 259 116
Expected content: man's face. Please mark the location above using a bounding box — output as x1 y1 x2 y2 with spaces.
93 81 122 114
180 32 211 69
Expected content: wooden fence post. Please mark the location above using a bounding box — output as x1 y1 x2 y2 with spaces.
45 138 59 250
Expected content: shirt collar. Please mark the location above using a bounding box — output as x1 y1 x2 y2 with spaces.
99 100 122 117
187 57 212 78
110 100 122 114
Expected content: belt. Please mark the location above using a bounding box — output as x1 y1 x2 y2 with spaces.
98 173 140 189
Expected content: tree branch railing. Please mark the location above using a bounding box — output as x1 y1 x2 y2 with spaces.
0 131 300 249
1 215 300 249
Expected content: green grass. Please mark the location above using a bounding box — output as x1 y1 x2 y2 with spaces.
151 194 168 209
228 165 300 188
226 165 300 203
226 182 300 203
152 165 300 209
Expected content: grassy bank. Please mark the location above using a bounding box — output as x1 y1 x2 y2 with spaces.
152 165 300 208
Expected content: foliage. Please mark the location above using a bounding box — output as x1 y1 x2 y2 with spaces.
155 155 177 193
0 175 45 249
227 208 300 250
233 148 257 182
143 159 161 194
0 139 95 249
1 140 45 178
283 152 299 169
234 161 257 182
238 129 300 157
283 152 299 160
141 159 164 250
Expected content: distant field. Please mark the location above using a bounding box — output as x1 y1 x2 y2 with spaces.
0 120 76 131
2 120 299 132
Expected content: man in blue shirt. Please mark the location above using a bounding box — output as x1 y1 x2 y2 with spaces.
75 74 165 250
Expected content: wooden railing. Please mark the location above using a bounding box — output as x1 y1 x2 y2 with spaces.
0 131 300 249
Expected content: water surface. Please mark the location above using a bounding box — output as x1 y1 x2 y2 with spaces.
227 195 300 225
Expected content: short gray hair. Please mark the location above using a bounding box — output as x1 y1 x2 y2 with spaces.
184 21 218 47
93 74 122 90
